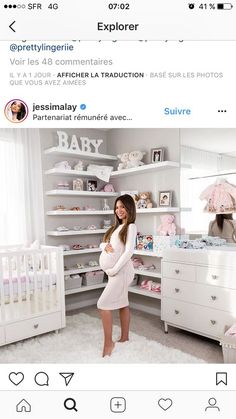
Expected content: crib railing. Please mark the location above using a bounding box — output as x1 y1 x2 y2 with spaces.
0 246 64 323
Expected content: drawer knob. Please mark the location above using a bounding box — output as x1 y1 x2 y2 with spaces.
34 324 39 329
174 310 180 315
212 275 218 280
175 269 180 274
175 288 180 293
211 295 217 301
210 320 216 325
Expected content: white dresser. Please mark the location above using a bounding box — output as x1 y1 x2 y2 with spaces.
161 247 236 341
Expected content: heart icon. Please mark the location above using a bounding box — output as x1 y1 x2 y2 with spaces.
9 372 24 386
158 398 173 411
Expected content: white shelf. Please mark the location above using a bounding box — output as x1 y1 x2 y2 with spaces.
111 161 179 178
133 250 160 257
65 283 106 295
47 208 184 215
45 168 99 178
64 265 101 276
134 269 162 279
44 147 117 161
47 229 107 236
47 210 114 216
128 285 161 300
64 248 102 256
136 207 180 213
46 190 118 197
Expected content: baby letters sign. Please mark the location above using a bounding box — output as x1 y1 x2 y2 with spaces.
57 130 103 154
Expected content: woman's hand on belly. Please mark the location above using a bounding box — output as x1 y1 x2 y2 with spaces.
105 268 116 277
105 243 114 253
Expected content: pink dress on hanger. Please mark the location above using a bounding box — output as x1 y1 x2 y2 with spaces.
200 179 236 213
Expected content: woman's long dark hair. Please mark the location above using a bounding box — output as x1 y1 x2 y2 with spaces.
216 213 233 231
12 101 26 121
103 194 136 244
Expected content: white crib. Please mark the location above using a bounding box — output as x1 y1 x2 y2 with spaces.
0 245 65 346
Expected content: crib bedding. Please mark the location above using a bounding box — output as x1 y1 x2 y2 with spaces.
0 271 57 297
0 245 65 346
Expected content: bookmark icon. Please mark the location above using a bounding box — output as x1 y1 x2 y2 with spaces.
59 372 74 386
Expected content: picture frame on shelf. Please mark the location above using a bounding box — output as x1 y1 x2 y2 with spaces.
86 179 98 192
73 178 83 191
151 147 165 163
159 190 172 207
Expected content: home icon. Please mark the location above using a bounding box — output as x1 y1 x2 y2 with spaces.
16 399 31 413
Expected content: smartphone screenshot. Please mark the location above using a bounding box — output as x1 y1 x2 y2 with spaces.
0 1 236 418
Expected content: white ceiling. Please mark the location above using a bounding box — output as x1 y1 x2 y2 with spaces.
181 129 236 156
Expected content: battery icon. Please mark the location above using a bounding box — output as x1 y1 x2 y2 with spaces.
217 3 233 8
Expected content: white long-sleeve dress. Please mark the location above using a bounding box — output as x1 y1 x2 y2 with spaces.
97 223 137 310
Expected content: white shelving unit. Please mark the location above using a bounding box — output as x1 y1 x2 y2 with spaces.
110 161 179 177
128 285 161 300
47 208 181 216
44 143 181 308
47 229 107 236
64 265 102 276
45 168 99 177
133 250 159 257
65 283 106 296
47 210 113 216
64 248 101 256
46 190 118 197
44 147 117 161
44 146 117 299
134 269 162 279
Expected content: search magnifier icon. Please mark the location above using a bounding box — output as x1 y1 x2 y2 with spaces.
64 398 78 412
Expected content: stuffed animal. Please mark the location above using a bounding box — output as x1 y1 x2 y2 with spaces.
100 183 115 192
117 153 129 170
74 160 84 171
54 161 71 170
135 192 153 209
127 150 146 168
157 214 176 236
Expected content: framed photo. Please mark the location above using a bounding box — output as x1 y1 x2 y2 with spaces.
151 147 164 163
159 190 172 207
73 178 83 191
86 179 97 192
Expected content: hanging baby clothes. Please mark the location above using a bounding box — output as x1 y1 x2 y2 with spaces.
199 178 236 213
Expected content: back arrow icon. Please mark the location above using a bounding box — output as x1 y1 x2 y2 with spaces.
9 21 16 32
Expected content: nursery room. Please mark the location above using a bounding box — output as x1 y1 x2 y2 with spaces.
0 128 236 363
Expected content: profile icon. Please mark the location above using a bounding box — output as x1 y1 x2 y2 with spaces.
4 99 28 123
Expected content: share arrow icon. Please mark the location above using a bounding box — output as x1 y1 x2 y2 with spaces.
59 372 74 386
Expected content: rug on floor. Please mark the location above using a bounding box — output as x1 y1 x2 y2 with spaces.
0 313 205 363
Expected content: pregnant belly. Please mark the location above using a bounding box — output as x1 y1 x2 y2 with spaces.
99 251 120 271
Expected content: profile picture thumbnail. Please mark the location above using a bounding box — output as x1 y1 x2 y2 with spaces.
4 99 28 123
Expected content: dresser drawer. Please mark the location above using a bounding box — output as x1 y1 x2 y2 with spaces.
0 326 5 345
162 298 235 339
197 266 236 289
162 278 236 312
162 262 195 282
5 311 62 344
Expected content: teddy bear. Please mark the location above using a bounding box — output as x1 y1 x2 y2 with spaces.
157 214 177 236
127 150 146 169
117 153 129 170
135 192 153 209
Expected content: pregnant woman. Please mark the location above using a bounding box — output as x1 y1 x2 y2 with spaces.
98 194 137 357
